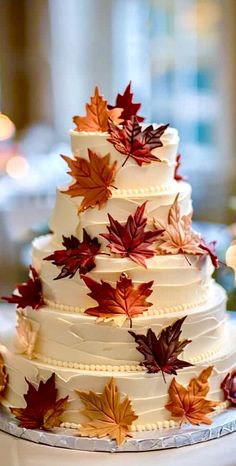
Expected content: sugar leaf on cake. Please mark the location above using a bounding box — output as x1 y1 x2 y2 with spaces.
107 116 169 167
10 373 68 430
174 154 186 181
15 311 40 359
0 353 8 396
165 366 218 425
76 377 138 446
1 266 44 310
108 81 144 122
221 369 236 405
44 230 101 279
129 316 193 381
73 86 123 132
82 272 153 327
100 202 164 267
61 150 117 212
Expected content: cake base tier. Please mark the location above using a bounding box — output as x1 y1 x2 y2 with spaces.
0 406 236 452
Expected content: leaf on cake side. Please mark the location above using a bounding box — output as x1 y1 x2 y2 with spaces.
44 230 101 279
82 273 153 327
10 373 68 430
153 194 219 267
100 202 164 267
1 266 44 310
165 366 218 425
108 81 144 122
174 154 186 181
61 150 117 212
73 86 123 132
0 353 8 396
129 316 193 380
107 116 169 167
76 377 138 445
221 369 236 405
15 311 40 359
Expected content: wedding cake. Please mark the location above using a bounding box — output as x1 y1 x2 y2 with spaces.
1 83 236 446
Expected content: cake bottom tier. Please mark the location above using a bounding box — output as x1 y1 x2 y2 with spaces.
1 320 236 432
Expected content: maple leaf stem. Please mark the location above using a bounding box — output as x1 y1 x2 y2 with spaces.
161 371 167 384
129 317 133 329
100 252 110 256
122 154 131 167
184 255 192 266
111 185 118 190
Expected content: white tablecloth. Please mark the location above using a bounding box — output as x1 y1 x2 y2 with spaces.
1 305 236 466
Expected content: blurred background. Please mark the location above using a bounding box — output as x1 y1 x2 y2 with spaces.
0 0 236 305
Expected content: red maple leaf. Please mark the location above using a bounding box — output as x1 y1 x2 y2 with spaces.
199 240 219 268
10 373 68 430
44 230 101 279
100 202 164 267
129 316 193 381
174 154 186 181
107 117 169 167
108 81 144 122
2 266 44 310
83 273 153 327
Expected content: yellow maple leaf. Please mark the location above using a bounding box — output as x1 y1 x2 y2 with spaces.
16 311 40 359
76 377 138 445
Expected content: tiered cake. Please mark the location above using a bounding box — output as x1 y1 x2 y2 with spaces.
1 84 236 445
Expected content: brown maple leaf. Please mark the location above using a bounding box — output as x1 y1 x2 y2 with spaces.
221 369 236 405
44 230 101 279
174 154 186 181
129 316 193 380
10 373 68 430
61 150 117 212
76 377 138 445
15 311 40 359
0 353 8 396
108 81 144 122
107 116 169 166
82 273 153 327
100 202 163 267
165 367 218 425
73 86 123 132
1 266 44 310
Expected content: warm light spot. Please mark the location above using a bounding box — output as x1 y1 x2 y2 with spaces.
0 113 15 141
6 156 29 179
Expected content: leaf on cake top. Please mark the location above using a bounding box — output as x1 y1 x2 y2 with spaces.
10 373 68 430
107 116 169 167
0 353 8 396
165 366 218 425
15 311 39 359
108 81 144 122
61 150 117 212
44 230 101 279
153 194 219 266
76 377 138 445
174 154 186 181
129 316 193 380
82 272 153 327
100 202 164 267
221 369 236 405
1 266 44 310
73 86 123 132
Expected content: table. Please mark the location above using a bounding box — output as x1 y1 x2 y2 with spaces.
1 305 236 466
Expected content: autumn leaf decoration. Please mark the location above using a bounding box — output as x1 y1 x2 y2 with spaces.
174 154 186 181
73 86 123 132
107 116 169 167
15 311 40 359
108 81 144 122
61 150 117 212
221 370 236 405
2 266 44 310
83 273 153 327
154 194 219 267
10 373 68 430
0 353 8 396
76 377 138 446
44 230 101 279
129 316 193 381
101 202 164 267
165 366 218 425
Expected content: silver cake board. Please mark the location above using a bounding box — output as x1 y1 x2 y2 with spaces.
0 407 236 452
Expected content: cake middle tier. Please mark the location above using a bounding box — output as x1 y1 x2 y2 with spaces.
32 233 214 310
22 282 226 369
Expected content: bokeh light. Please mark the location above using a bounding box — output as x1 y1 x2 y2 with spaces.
0 113 15 141
6 155 29 179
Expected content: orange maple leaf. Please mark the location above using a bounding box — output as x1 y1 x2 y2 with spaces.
0 353 7 395
61 150 117 212
165 366 218 425
73 86 123 132
76 378 138 446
